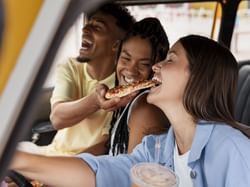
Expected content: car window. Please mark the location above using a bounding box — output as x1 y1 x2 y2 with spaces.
43 2 222 88
231 0 250 61
127 2 221 45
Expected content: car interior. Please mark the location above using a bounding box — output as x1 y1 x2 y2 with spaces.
0 0 249 186
26 0 250 145
235 60 250 126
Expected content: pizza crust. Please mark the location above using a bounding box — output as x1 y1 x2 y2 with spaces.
105 80 158 99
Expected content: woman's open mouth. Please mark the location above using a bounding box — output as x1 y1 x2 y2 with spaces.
152 77 162 87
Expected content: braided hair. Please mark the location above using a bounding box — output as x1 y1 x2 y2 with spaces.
108 17 169 156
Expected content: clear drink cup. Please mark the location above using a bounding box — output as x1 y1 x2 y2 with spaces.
130 162 179 187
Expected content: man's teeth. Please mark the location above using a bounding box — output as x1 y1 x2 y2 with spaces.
81 47 88 51
82 38 93 45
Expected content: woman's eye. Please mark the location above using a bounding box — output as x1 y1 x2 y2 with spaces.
138 63 151 72
166 58 172 63
140 63 150 67
121 57 130 62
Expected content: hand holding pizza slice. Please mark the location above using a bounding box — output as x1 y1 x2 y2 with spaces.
95 83 137 111
105 80 159 99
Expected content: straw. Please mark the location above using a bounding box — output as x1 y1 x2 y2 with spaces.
155 136 161 163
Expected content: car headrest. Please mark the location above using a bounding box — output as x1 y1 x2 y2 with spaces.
235 61 250 126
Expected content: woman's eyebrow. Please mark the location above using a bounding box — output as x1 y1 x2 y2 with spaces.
121 50 151 61
121 50 131 57
167 50 178 59
168 50 177 56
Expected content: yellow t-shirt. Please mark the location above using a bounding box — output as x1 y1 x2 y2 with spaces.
42 58 115 155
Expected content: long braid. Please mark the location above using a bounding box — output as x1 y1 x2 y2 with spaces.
109 90 142 155
106 77 121 153
112 106 130 155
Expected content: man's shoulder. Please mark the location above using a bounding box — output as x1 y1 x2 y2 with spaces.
66 57 85 66
58 57 86 73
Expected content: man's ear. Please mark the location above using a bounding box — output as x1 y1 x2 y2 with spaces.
112 40 121 52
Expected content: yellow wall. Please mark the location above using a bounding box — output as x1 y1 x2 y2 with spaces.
0 0 43 94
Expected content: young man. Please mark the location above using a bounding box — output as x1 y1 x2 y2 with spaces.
18 3 135 156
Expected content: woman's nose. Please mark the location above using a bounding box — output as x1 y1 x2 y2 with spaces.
152 62 162 72
127 62 138 75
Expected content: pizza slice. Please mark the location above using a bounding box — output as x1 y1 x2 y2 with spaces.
105 80 159 99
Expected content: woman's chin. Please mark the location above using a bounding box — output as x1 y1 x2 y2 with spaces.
147 90 157 104
147 86 163 105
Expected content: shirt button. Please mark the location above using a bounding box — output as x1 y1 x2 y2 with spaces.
190 170 197 179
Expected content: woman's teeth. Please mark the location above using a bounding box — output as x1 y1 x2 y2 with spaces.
124 77 136 84
152 77 162 86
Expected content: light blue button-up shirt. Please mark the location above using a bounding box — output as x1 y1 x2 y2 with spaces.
78 121 250 187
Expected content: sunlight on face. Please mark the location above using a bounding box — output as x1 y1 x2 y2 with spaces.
147 41 190 110
116 36 153 85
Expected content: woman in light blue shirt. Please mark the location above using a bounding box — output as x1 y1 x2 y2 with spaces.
10 35 250 187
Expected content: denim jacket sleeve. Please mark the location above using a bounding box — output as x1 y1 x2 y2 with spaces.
77 134 159 187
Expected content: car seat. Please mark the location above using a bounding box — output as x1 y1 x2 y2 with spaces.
235 61 250 126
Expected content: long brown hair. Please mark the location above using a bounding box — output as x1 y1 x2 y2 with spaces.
180 35 250 137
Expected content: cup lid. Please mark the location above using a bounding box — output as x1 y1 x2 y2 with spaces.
130 162 178 187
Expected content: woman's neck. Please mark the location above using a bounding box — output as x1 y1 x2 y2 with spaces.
173 122 196 155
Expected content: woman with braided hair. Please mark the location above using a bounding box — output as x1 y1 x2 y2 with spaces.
95 17 171 156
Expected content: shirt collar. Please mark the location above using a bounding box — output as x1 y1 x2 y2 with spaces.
83 63 92 81
188 120 215 165
83 63 115 83
162 120 215 167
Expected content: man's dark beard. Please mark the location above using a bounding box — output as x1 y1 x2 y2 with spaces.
76 55 91 63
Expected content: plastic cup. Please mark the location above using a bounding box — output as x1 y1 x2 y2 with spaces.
130 162 178 187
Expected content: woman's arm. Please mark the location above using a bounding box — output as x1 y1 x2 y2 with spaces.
9 151 96 187
127 94 169 153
